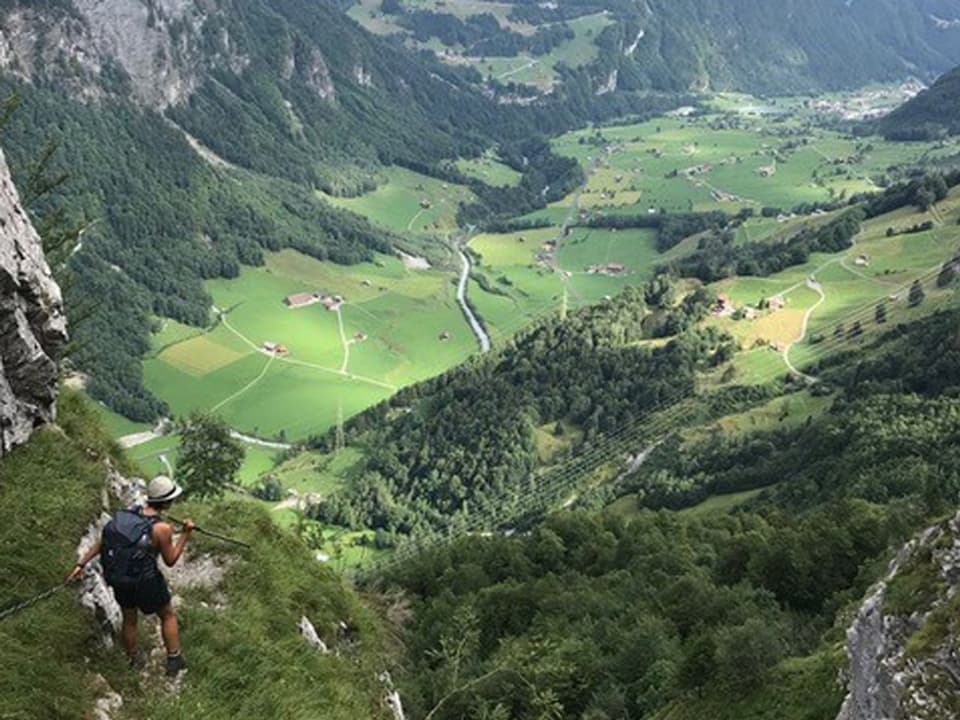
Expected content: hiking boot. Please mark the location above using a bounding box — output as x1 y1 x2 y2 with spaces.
165 653 186 678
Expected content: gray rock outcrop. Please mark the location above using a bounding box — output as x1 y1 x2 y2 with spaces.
0 147 67 455
837 514 960 720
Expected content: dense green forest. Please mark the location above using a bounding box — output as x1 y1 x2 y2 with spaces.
377 305 960 720
878 65 960 140
308 282 731 534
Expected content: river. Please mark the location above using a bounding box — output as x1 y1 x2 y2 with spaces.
456 248 491 353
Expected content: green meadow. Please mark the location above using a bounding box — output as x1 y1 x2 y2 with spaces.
143 249 484 441
454 151 522 187
322 166 474 234
466 225 660 340
457 12 613 90
550 113 960 214
702 187 960 385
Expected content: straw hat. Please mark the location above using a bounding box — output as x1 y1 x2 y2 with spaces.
146 475 183 504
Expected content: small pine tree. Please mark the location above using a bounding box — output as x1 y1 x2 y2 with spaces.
177 412 245 500
875 302 887 324
833 323 845 339
908 279 926 307
848 320 863 339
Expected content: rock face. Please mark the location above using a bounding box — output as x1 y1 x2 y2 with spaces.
837 513 960 720
0 1 335 110
0 148 67 455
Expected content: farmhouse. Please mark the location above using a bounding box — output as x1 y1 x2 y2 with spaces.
541 240 557 252
284 291 344 311
768 296 786 311
262 342 289 357
854 255 870 267
757 164 776 177
586 263 627 276
285 292 322 309
419 199 432 209
439 331 451 341
713 293 735 317
353 332 368 342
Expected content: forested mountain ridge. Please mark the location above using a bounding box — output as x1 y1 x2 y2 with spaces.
363 0 960 95
878 65 960 140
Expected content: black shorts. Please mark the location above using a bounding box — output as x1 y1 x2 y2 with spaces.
112 573 171 615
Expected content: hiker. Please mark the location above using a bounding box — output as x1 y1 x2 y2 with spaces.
68 476 195 677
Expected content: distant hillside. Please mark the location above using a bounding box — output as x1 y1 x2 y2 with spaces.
878 65 960 140
357 0 960 95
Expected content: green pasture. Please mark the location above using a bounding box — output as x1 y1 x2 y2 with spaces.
703 189 960 382
454 151 522 187
144 249 481 440
322 166 474 234
88 398 150 438
551 114 960 214
149 318 205 355
272 447 361 496
557 227 660 276
464 12 612 89
466 224 661 342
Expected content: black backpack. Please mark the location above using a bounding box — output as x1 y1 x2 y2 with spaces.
100 509 159 586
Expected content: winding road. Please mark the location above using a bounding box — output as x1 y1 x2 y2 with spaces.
782 278 825 382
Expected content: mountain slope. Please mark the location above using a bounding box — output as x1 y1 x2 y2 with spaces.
605 0 960 94
372 0 960 94
0 391 398 720
0 0 679 420
878 65 960 140
378 305 960 720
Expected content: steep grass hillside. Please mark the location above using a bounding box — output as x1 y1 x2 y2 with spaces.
0 391 396 720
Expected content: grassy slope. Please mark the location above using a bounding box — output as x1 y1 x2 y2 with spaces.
0 392 393 720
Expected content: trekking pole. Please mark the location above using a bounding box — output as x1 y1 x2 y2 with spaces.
166 516 252 549
0 581 69 623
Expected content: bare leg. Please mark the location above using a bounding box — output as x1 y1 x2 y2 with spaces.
157 603 181 656
121 608 138 659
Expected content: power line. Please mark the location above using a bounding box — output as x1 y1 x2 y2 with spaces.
358 258 958 579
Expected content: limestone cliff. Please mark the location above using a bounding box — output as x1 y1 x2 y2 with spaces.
837 513 960 720
0 0 337 109
0 148 67 455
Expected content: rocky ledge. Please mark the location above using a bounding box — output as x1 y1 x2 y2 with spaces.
0 147 67 455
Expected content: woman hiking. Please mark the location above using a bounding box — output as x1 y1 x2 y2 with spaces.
69 476 195 677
